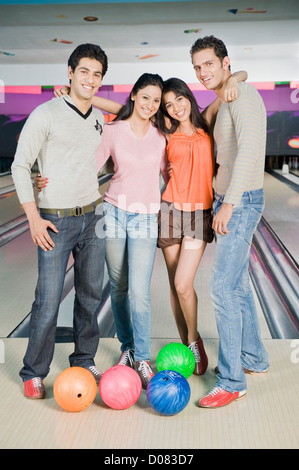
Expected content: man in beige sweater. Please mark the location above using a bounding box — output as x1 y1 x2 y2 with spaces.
12 44 107 398
191 36 269 408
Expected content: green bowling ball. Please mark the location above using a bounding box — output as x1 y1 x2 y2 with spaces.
156 343 195 379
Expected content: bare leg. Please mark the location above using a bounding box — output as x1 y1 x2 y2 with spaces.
162 243 188 345
163 237 207 345
174 237 206 344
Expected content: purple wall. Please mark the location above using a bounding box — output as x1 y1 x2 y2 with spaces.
1 84 298 164
0 87 128 116
1 84 298 116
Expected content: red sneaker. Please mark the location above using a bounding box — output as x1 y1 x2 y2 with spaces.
115 349 135 368
24 377 45 399
133 360 154 390
198 386 246 408
188 334 208 375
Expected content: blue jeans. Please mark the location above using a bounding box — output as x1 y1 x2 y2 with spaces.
103 202 158 362
20 206 106 381
210 189 269 393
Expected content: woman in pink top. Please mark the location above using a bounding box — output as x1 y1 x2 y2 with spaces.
37 74 168 389
96 74 169 389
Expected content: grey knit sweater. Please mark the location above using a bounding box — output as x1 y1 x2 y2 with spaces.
12 95 105 209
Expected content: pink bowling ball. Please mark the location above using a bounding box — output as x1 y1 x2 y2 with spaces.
99 365 142 410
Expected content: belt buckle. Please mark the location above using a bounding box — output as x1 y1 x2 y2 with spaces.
74 206 83 216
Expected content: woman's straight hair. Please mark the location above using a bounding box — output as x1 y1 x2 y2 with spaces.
113 73 165 131
161 77 209 135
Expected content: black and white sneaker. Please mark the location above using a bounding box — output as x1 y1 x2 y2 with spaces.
116 349 135 368
88 365 102 384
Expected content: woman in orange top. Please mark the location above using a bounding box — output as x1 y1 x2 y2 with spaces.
158 76 245 375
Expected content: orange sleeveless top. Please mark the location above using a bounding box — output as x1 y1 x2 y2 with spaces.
162 129 214 211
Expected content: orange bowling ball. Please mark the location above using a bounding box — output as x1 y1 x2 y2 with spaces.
53 367 97 412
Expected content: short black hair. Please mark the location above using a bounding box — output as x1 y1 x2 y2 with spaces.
190 35 229 63
68 43 108 77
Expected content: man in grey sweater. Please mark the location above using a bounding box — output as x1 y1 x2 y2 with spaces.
11 43 108 398
191 36 269 408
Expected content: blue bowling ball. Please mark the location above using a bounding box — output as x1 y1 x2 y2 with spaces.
147 370 191 416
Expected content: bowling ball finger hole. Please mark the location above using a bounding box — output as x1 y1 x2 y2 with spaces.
163 378 168 381
77 394 82 398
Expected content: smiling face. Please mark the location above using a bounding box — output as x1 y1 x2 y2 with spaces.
131 85 162 120
192 47 230 93
68 57 103 102
163 91 192 124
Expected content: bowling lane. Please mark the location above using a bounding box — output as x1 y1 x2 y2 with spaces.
0 173 14 190
150 238 271 343
0 174 25 226
0 174 112 337
263 172 299 263
0 229 38 337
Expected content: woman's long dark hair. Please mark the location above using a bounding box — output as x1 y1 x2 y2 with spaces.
161 77 209 135
113 73 165 131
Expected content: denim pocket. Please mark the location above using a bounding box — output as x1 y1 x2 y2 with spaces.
250 203 264 216
103 201 116 216
233 205 262 245
40 213 64 231
247 205 263 233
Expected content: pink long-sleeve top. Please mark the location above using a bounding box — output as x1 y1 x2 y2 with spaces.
96 120 168 214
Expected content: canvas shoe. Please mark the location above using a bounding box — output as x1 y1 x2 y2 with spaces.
198 386 246 408
188 334 208 375
116 349 135 368
88 365 102 384
133 360 154 390
24 377 45 399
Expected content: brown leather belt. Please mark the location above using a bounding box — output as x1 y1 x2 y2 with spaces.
40 197 102 217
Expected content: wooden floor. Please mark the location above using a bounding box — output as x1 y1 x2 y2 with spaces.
0 172 299 450
0 336 298 450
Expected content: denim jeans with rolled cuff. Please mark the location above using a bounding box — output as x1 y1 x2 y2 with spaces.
210 189 269 393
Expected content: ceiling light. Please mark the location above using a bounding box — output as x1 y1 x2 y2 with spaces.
84 16 98 22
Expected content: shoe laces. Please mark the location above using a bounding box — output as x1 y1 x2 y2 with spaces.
32 377 43 388
207 386 222 397
189 341 201 362
118 350 132 366
89 366 101 378
137 361 153 379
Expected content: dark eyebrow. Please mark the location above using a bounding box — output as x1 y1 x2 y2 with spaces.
194 59 214 68
78 66 102 75
165 95 179 105
142 93 161 100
